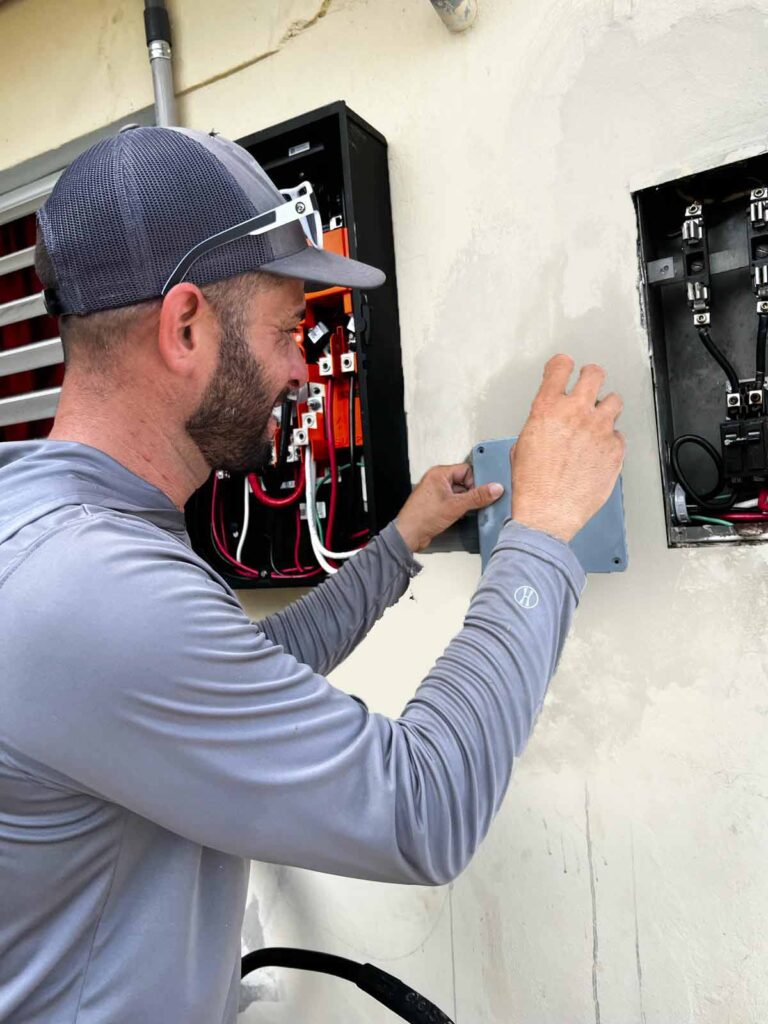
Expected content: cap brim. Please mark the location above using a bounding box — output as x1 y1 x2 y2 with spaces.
261 246 386 290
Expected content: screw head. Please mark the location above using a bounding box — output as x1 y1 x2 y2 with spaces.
760 302 768 313
695 314 708 324
756 188 766 198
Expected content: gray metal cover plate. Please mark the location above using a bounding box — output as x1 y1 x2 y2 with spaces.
472 438 628 574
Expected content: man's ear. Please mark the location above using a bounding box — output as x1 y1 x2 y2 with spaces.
157 283 218 378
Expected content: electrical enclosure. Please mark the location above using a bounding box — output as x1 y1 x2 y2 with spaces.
636 152 768 546
472 438 628 573
185 102 411 586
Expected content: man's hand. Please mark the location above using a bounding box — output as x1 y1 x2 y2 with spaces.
396 464 504 553
512 354 625 543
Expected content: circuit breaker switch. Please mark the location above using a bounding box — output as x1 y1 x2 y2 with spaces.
720 417 768 481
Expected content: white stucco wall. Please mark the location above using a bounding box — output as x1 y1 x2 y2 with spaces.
3 0 768 1020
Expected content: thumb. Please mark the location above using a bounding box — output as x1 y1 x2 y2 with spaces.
457 481 505 511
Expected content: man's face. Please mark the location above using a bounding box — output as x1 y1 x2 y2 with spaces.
185 276 308 473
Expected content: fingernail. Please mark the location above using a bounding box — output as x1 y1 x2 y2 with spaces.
489 483 504 498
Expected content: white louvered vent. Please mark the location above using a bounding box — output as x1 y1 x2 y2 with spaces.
0 171 64 434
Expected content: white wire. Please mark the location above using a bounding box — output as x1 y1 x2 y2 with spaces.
304 453 338 575
732 498 759 509
303 449 365 569
236 476 251 562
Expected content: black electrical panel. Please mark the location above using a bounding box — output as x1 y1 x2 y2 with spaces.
636 152 768 546
185 102 411 586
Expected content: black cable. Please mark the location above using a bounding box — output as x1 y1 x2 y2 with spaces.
278 397 292 469
756 314 768 389
671 434 735 511
697 327 740 394
241 947 455 1023
348 372 357 512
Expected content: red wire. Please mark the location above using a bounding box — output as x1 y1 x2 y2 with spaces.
324 379 338 549
211 475 321 581
294 504 303 570
248 459 305 508
210 475 263 578
720 512 768 522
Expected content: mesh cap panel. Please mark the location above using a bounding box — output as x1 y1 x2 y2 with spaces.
38 127 277 315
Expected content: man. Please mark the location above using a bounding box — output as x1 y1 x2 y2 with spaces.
0 126 624 1023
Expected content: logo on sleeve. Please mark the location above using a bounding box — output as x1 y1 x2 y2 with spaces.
514 585 540 609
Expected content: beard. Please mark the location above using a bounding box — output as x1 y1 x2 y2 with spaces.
185 313 278 474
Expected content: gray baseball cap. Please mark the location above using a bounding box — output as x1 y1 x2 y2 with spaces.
38 124 385 317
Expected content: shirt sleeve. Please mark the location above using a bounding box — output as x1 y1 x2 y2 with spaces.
258 521 421 676
1 510 585 886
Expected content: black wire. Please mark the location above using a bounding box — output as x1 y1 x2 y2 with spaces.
671 434 735 511
241 947 456 1024
697 327 740 394
756 314 768 389
348 372 357 512
242 947 358 982
278 397 292 468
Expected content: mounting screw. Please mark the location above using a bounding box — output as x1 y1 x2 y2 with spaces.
695 314 708 325
759 302 768 313
756 188 767 199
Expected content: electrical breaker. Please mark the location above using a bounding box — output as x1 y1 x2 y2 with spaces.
636 151 768 545
185 102 411 586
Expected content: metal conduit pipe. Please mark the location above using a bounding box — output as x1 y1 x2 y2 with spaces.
144 0 177 126
429 0 478 32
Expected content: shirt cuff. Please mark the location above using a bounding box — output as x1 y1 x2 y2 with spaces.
381 521 423 579
492 518 587 597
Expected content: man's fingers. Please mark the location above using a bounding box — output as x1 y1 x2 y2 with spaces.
597 391 623 423
446 463 474 492
536 354 575 403
572 363 607 405
456 482 505 511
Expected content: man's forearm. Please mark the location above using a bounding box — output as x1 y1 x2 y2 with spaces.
391 520 585 882
259 522 420 676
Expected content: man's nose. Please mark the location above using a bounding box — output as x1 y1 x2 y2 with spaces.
288 343 309 390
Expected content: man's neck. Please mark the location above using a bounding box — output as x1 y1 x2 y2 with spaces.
49 384 208 511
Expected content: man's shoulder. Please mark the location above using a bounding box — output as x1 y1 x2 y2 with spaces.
1 503 227 603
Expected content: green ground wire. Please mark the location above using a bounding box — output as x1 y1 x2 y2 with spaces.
690 515 734 527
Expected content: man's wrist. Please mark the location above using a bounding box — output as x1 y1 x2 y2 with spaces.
511 509 575 545
394 516 421 554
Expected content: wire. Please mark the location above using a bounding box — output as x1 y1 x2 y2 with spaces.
303 450 368 572
210 476 263 579
324 379 338 548
757 314 768 389
696 327 740 393
690 515 734 527
248 460 305 508
348 372 357 513
732 498 759 508
719 512 768 522
304 453 338 575
671 434 736 511
236 476 250 562
278 397 292 468
240 947 456 1024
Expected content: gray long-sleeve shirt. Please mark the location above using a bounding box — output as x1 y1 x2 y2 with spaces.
0 440 585 1023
